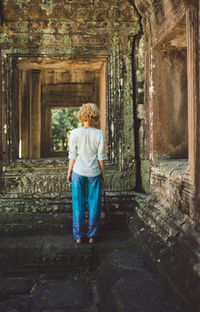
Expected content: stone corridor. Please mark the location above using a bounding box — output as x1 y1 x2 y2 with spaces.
0 0 200 310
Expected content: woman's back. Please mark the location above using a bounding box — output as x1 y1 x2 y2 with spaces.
69 127 106 177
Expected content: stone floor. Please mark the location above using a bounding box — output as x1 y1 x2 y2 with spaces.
0 231 189 312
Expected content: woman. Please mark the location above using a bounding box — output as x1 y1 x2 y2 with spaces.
67 103 106 244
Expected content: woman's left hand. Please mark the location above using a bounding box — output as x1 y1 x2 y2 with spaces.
102 174 106 185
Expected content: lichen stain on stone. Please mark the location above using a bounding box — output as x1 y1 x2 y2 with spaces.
3 3 22 21
41 0 55 15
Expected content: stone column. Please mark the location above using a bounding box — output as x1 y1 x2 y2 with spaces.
21 71 30 158
186 7 199 189
0 53 6 192
99 62 106 136
29 70 41 158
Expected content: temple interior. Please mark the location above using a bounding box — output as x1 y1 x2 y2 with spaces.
0 0 199 310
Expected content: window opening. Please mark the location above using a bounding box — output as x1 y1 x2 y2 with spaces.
153 15 188 160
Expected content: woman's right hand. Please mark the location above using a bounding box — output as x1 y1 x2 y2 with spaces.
67 159 75 184
67 170 72 184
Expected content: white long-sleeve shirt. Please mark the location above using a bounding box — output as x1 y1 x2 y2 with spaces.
68 127 106 177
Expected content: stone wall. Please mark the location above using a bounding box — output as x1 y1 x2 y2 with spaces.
135 0 199 223
0 0 141 203
131 0 200 306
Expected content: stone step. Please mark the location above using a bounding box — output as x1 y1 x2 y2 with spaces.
0 196 72 213
0 273 100 312
0 240 188 312
0 234 97 275
0 191 136 213
0 212 73 236
0 210 129 236
0 273 98 312
0 231 133 275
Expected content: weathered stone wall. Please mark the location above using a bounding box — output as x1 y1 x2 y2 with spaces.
131 0 200 306
134 0 199 222
0 0 141 202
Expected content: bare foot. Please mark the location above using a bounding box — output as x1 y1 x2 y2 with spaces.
76 238 82 244
89 237 95 244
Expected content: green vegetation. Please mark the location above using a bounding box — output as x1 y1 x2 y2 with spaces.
51 108 81 151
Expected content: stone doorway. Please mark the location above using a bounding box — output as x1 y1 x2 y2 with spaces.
16 59 106 159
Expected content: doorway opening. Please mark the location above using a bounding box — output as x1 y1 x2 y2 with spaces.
16 59 106 159
50 108 81 153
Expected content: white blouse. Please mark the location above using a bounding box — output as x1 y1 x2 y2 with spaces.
68 127 106 177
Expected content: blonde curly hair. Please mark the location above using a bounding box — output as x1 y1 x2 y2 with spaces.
78 103 100 125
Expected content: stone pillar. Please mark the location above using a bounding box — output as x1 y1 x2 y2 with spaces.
21 71 30 158
99 62 106 136
29 70 41 158
0 0 3 26
94 71 100 129
0 53 6 192
186 6 199 189
94 71 100 107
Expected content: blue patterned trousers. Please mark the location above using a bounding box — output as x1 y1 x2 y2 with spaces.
72 171 102 239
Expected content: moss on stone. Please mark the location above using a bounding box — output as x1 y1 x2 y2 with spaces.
140 160 150 194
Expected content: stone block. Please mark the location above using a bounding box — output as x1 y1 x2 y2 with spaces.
140 160 150 194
